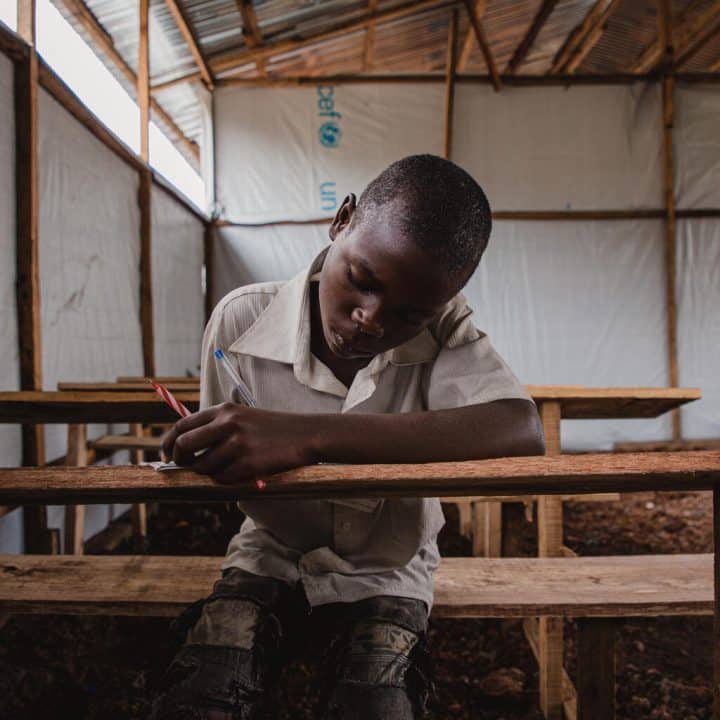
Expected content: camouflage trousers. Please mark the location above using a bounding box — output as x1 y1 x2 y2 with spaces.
150 568 432 719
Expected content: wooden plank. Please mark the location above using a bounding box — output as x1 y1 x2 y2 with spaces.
139 168 155 377
0 452 717 506
0 391 199 424
164 0 214 89
237 0 263 48
59 0 199 164
0 554 712 618
442 493 620 503
577 619 616 720
117 376 199 384
456 0 484 72
63 424 87 555
91 434 162 452
505 0 560 75
58 381 197 392
662 73 681 441
615 438 720 452
674 1 720 69
443 8 458 159
461 0 501 91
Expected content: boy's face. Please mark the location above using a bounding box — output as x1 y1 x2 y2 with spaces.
317 196 459 361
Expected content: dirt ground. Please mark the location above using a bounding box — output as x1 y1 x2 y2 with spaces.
0 490 712 719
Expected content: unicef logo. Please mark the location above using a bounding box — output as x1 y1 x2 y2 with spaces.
319 121 342 148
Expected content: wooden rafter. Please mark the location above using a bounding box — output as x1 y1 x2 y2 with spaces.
674 0 720 68
550 0 623 74
461 0 500 90
164 0 214 89
363 0 380 71
17 0 36 43
631 0 704 73
505 0 560 75
456 0 484 73
59 0 199 163
139 0 150 162
237 0 263 48
209 0 459 77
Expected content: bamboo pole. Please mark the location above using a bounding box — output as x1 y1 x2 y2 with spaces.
505 0 559 75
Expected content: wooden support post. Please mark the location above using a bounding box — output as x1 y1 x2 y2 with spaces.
577 619 616 720
472 500 502 557
16 3 52 554
204 223 215 322
443 8 458 160
457 501 472 537
538 400 564 720
129 423 148 543
714 485 720 718
362 0 379 71
662 70 681 441
139 0 150 163
139 169 155 378
63 424 87 555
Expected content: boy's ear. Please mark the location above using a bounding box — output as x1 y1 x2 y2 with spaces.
329 193 356 241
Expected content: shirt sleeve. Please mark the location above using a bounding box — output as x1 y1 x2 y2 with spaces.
424 299 532 411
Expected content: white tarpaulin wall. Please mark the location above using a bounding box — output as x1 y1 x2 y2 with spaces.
215 84 445 223
0 54 23 552
214 81 718 449
38 89 144 547
152 186 204 376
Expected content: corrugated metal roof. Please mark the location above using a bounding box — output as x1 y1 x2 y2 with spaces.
51 0 720 166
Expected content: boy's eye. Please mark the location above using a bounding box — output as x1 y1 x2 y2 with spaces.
346 266 372 292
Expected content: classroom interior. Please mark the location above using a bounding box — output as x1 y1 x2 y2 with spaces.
0 1 719 718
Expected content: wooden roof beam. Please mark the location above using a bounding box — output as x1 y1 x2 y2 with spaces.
505 0 560 75
461 0 500 90
456 0 484 73
164 0 214 90
549 0 622 75
673 0 720 68
237 0 263 48
210 0 460 77
59 0 199 163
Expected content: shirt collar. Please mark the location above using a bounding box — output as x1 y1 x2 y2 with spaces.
228 246 440 377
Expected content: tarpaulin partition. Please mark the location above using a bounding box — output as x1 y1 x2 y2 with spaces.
152 186 205 376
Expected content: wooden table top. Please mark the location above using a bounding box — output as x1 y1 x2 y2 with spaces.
0 386 700 424
0 451 717 505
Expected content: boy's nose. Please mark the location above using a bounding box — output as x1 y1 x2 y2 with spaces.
351 306 384 338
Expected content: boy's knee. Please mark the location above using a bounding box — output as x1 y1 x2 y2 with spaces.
152 597 283 720
325 614 433 719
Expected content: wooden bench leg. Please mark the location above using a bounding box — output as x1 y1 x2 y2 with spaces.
577 618 616 720
457 501 472 538
64 424 87 555
130 423 148 541
472 501 502 557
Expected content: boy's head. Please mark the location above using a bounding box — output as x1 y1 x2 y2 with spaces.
319 154 491 360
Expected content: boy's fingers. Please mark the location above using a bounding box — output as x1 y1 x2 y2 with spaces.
171 421 236 467
160 406 222 460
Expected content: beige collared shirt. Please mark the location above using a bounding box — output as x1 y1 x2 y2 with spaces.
201 247 531 608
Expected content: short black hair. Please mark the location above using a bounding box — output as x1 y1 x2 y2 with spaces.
353 154 491 284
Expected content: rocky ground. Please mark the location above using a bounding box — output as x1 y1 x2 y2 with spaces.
0 489 712 719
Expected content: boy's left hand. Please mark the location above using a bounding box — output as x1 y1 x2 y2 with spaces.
161 403 315 484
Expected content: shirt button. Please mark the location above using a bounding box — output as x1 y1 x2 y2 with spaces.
341 521 351 531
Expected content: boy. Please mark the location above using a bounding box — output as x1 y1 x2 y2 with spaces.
152 155 544 719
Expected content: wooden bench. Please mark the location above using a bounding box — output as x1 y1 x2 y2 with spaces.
1 447 717 718
0 552 712 719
